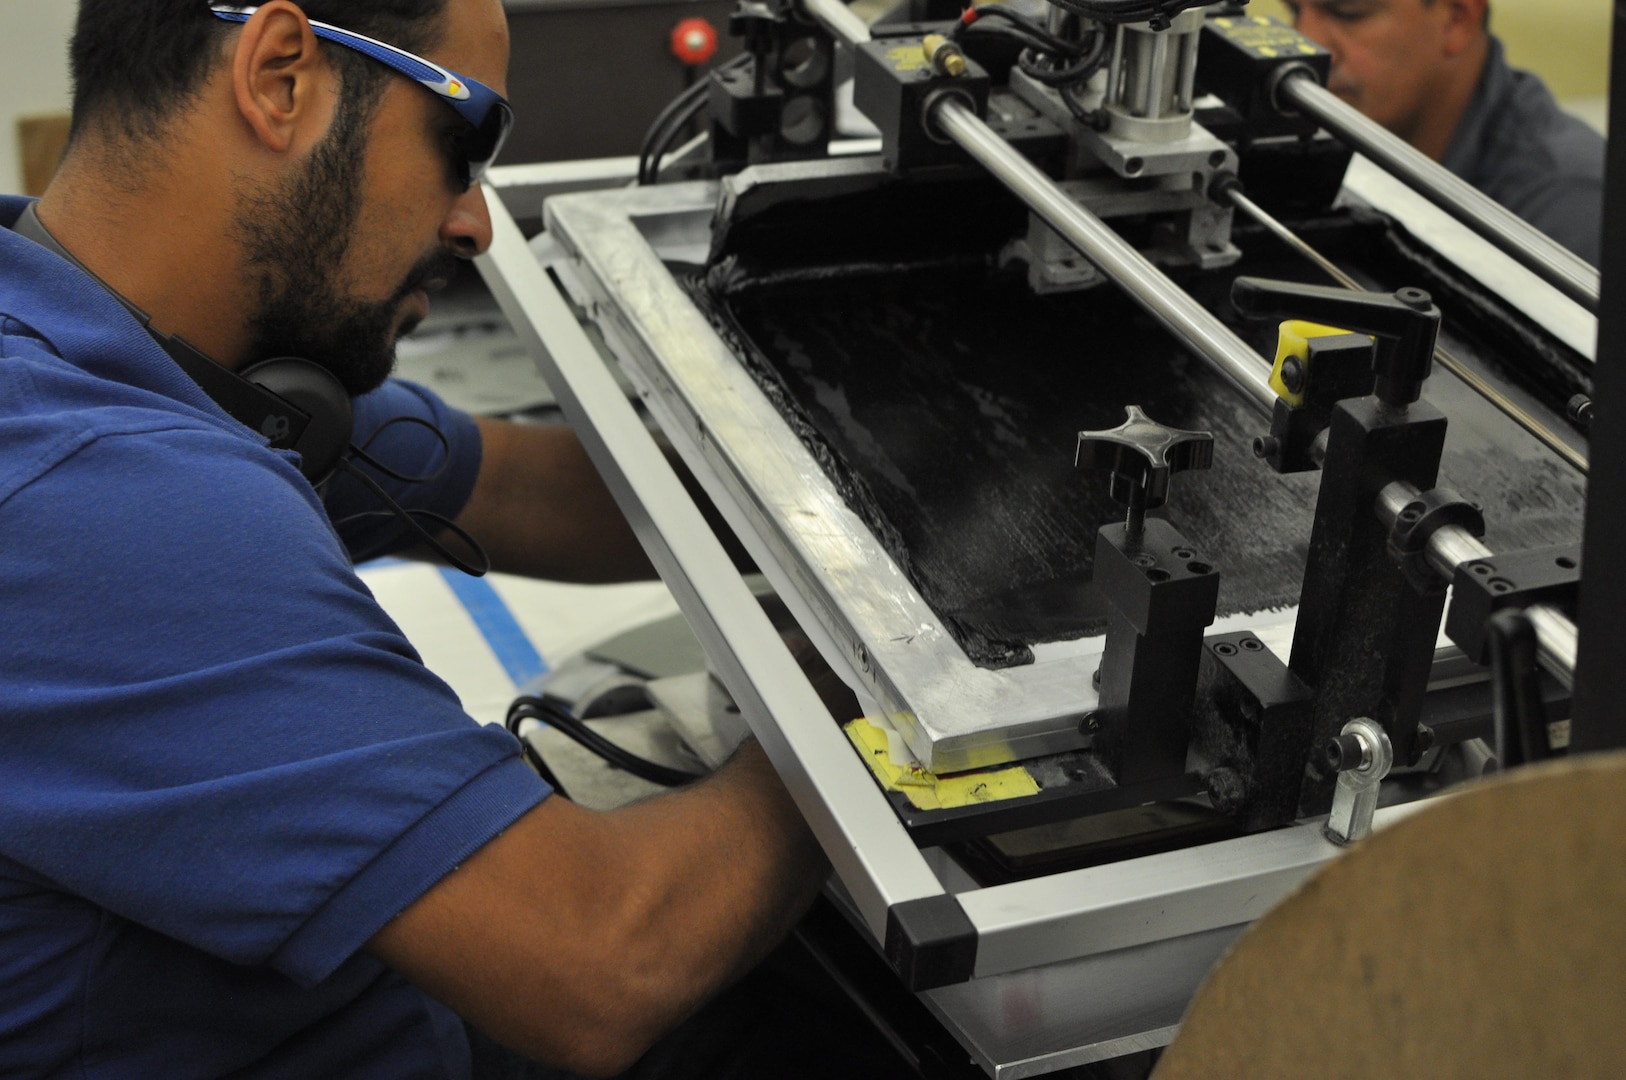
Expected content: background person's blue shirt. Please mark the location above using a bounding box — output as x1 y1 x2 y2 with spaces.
0 195 549 1078
1444 36 1606 266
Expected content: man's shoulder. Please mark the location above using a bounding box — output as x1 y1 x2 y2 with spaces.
1468 42 1604 190
0 320 288 514
1447 39 1605 263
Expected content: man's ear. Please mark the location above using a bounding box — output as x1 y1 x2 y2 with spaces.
1440 0 1490 57
229 1 329 153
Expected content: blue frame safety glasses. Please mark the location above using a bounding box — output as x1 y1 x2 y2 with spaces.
209 4 513 187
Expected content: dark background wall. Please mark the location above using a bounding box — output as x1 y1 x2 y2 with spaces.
501 0 744 164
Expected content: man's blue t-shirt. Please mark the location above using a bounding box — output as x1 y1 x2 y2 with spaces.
0 195 550 1077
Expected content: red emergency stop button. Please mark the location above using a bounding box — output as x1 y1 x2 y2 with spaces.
671 17 719 65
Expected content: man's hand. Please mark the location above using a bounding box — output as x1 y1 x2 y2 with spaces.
366 739 827 1076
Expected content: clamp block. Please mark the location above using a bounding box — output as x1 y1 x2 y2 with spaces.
853 35 989 172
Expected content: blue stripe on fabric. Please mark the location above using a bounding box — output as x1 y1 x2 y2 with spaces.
438 569 549 686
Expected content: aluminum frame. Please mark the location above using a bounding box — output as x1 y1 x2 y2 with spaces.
475 161 1370 968
473 148 1585 1073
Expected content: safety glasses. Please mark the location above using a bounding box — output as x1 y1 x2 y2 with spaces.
210 4 513 187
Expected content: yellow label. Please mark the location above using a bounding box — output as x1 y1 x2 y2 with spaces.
887 44 930 72
1215 15 1323 59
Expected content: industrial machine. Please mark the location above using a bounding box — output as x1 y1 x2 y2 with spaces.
472 0 1615 1073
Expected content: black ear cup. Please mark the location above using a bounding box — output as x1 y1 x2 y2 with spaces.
240 357 354 484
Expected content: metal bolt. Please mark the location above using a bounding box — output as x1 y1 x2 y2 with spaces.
1324 718 1393 846
922 34 967 77
1396 286 1433 310
1568 393 1594 427
1325 731 1371 773
1279 356 1307 394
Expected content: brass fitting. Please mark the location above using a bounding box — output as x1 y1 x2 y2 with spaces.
922 34 968 77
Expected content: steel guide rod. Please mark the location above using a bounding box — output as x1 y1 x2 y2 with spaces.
802 0 871 48
1277 73 1601 314
1376 481 1578 687
804 0 1278 414
930 97 1279 416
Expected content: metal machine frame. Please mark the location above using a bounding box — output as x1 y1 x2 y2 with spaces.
467 6 1609 1072
468 155 1564 1072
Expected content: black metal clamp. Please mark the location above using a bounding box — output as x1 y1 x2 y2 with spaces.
1231 277 1450 797
1077 406 1220 784
1446 543 1581 666
1233 277 1441 406
710 0 836 166
1385 488 1486 594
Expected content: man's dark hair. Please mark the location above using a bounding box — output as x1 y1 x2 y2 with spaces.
69 0 449 145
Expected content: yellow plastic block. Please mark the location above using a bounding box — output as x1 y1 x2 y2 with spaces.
1271 319 1363 406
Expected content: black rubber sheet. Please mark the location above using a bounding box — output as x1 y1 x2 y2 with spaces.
682 209 1587 668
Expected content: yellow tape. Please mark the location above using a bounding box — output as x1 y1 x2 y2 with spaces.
844 718 1041 811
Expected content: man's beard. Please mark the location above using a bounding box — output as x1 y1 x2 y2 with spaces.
232 95 457 397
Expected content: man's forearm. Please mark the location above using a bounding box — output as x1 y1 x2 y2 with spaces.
368 736 827 1076
610 738 828 998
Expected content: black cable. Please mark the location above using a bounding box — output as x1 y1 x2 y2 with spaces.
350 414 452 484
329 457 491 576
637 54 752 185
1043 0 1206 30
1059 77 1104 128
508 695 702 787
638 77 710 185
955 5 1081 57
1017 43 1103 87
504 706 570 799
645 92 711 185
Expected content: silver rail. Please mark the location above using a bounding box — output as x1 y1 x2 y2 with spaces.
1376 481 1578 687
475 185 947 938
930 97 1279 417
1277 74 1600 314
802 0 871 45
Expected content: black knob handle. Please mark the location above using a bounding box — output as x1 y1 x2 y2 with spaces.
1231 276 1440 406
1076 405 1214 511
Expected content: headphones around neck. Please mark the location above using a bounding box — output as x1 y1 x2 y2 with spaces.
153 332 353 486
11 201 351 484
11 201 491 575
